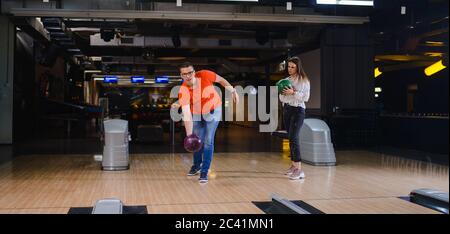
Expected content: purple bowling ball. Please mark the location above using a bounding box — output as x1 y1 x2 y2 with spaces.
184 134 202 153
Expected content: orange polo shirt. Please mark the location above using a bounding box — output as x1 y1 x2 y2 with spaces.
178 70 222 115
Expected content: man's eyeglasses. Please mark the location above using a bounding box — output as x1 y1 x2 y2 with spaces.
181 70 195 77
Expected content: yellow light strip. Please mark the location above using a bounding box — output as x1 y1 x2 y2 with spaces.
424 60 446 76
424 52 443 57
425 41 445 46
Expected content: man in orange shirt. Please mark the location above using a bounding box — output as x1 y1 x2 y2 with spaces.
175 62 239 183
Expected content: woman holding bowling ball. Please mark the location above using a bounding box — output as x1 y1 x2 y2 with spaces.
173 62 239 183
279 57 310 180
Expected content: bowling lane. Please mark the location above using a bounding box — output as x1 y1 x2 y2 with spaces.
0 150 447 213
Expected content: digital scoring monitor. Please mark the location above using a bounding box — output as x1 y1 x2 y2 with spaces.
103 75 118 83
155 76 169 84
131 75 145 83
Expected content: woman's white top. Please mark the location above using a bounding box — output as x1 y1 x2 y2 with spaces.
278 76 310 109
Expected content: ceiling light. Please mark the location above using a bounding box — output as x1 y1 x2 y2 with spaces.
425 41 444 46
424 60 446 76
424 52 443 57
374 67 382 78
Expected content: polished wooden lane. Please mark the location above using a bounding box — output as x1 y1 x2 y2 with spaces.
0 151 448 214
305 197 439 214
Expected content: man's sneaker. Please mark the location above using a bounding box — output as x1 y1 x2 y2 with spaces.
187 166 200 176
289 169 305 180
285 165 296 176
199 172 208 183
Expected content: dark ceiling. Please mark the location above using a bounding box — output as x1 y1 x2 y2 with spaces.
370 0 448 68
12 0 449 73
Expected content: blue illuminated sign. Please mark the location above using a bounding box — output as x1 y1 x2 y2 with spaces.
155 76 169 83
103 75 118 83
131 76 145 83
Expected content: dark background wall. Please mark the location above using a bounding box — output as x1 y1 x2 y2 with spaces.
376 68 448 114
0 16 14 144
318 24 448 157
13 31 35 142
13 30 70 142
319 24 377 149
376 66 449 155
321 24 375 115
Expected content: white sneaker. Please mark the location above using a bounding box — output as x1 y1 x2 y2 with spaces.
285 165 296 176
289 169 305 180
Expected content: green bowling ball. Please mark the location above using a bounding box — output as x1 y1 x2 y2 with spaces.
276 79 292 93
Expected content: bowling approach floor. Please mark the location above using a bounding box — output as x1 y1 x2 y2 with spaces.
0 126 448 214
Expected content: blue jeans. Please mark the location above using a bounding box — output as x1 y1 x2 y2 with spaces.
192 106 222 173
283 105 305 162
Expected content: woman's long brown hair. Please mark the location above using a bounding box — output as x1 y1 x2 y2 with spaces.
287 56 309 83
